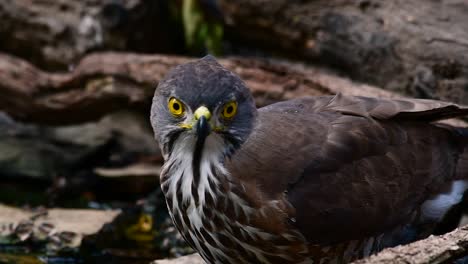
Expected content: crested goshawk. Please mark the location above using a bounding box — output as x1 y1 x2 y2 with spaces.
150 56 468 263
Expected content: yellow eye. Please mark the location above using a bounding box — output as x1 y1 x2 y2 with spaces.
168 97 185 117
221 101 237 119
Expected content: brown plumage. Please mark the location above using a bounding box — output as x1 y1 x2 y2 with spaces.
150 56 468 263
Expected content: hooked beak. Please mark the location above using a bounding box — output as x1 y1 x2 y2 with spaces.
194 106 211 140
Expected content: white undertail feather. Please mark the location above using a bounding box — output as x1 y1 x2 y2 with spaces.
420 180 468 222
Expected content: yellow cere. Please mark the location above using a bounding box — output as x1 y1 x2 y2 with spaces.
222 101 237 119
176 105 226 132
194 106 212 120
168 97 185 117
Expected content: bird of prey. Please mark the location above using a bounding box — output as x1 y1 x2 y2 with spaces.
150 56 468 263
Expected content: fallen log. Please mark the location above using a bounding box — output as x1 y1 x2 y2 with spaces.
219 0 468 104
3 0 468 106
0 51 402 125
1 52 466 127
0 0 183 70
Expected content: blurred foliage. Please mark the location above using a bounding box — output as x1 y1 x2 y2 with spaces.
181 0 223 55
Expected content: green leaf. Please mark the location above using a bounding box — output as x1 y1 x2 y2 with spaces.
182 0 223 55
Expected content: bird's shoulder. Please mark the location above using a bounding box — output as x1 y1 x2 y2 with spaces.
229 94 468 188
226 94 467 244
259 93 468 121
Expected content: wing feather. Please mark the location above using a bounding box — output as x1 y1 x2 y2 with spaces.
326 93 468 120
228 94 467 244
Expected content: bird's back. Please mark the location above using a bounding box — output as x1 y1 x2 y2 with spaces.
227 94 468 251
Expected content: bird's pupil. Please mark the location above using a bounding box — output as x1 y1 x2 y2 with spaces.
173 103 180 111
226 106 233 114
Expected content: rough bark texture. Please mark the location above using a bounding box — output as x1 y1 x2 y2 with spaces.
219 0 468 104
0 0 183 70
353 225 468 264
0 51 402 125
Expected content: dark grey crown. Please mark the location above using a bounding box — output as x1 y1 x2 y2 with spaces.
150 56 258 157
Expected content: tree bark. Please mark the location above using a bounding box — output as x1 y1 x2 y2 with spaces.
219 0 468 104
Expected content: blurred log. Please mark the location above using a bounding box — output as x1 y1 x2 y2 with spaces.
0 0 183 70
0 51 401 125
3 0 468 104
219 0 468 104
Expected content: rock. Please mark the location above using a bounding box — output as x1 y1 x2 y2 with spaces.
0 110 160 182
94 163 161 178
0 204 120 250
0 113 112 181
94 163 161 195
152 254 204 264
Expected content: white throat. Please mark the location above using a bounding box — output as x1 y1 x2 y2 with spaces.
161 133 228 211
160 132 263 264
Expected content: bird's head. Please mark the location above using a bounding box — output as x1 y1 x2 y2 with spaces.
150 55 257 160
